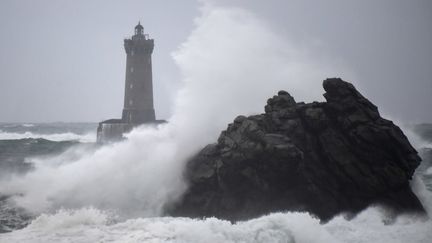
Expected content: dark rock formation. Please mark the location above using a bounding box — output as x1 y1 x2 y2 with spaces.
168 78 425 221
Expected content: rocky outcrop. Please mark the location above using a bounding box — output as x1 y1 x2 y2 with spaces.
168 78 425 221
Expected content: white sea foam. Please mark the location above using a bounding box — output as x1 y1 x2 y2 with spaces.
411 175 432 216
0 207 430 243
324 207 432 243
0 130 96 143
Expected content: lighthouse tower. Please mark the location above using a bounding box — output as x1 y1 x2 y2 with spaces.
122 22 155 124
96 22 164 143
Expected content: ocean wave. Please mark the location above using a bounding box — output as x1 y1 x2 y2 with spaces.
0 207 430 243
0 131 96 143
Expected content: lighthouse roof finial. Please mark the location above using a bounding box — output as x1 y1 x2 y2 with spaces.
135 21 144 30
134 21 144 36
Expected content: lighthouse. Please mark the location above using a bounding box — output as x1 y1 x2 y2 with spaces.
122 22 155 124
96 23 164 143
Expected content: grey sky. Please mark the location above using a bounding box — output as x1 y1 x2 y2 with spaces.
0 0 431 123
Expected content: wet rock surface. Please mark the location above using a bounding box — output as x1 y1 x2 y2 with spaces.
168 78 425 221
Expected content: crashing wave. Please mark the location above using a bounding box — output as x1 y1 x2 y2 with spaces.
0 207 430 243
0 131 96 143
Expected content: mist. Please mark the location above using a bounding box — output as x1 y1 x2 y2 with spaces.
0 3 351 218
0 0 431 123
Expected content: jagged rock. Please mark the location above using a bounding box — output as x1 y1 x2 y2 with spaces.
168 78 425 221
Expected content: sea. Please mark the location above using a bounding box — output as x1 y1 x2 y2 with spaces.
0 122 431 243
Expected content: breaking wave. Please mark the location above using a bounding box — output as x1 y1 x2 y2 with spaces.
0 207 430 243
0 130 96 143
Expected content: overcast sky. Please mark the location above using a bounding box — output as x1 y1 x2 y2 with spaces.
0 0 431 123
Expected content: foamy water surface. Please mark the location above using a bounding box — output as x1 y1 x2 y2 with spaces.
0 207 430 243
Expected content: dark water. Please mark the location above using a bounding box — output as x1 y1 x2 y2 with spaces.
0 122 98 176
0 123 97 232
0 123 96 136
0 139 79 176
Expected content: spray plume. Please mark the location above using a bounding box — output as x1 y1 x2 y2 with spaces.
0 3 351 218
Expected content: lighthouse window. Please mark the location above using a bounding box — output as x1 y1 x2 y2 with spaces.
131 50 134 56
130 83 133 89
130 67 134 73
129 99 133 105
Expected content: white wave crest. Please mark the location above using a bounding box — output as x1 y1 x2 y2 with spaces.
0 207 430 243
324 207 431 243
0 130 96 143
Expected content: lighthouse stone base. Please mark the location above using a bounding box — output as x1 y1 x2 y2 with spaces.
96 119 166 144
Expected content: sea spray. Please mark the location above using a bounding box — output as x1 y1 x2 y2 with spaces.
1 207 431 243
0 3 348 218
